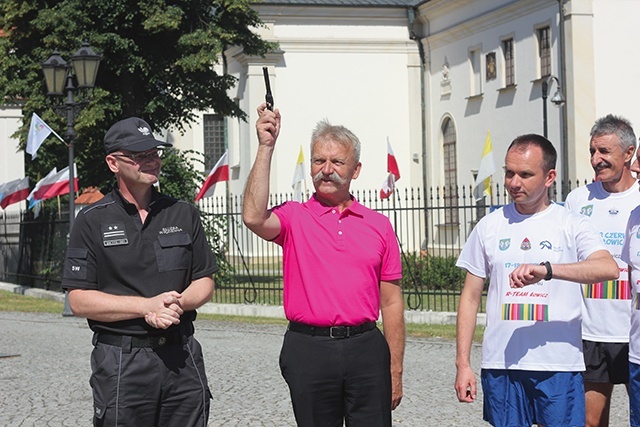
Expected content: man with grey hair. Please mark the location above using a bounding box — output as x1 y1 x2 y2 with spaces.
565 114 639 427
243 103 405 426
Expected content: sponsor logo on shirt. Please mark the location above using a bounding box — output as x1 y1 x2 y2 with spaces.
580 204 594 216
600 231 625 246
101 222 128 247
609 208 619 215
520 238 532 251
159 226 183 234
539 240 552 250
499 238 511 251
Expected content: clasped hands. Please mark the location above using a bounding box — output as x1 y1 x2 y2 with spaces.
144 291 184 329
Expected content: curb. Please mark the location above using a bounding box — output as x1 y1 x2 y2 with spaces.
0 281 486 326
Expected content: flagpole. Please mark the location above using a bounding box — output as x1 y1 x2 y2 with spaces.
490 176 494 206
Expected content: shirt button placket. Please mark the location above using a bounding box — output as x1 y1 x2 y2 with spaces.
335 210 346 250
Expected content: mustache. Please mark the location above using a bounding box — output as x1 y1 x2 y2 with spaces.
594 161 611 170
312 171 347 185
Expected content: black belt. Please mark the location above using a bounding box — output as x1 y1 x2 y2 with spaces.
288 321 376 339
95 329 190 350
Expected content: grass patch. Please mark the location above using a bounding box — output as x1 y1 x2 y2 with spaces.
197 312 289 326
0 290 484 342
406 322 484 342
0 290 64 313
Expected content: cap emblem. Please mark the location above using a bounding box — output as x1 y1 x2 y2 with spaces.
138 126 151 136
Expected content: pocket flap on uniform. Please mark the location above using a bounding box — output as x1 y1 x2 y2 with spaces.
64 247 89 280
158 233 192 248
66 247 88 259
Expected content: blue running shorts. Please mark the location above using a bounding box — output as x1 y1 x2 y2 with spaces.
481 369 585 427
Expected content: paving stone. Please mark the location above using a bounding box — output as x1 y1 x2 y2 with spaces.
0 312 629 426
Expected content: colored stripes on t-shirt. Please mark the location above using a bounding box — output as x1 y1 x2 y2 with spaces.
583 280 631 300
502 303 548 321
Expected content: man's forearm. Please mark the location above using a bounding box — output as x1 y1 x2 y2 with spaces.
242 145 274 229
382 302 405 374
179 276 214 311
456 273 483 369
68 289 153 322
380 282 405 379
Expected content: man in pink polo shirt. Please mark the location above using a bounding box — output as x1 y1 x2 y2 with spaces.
243 103 405 426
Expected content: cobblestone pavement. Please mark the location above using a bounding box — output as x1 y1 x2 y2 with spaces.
0 312 630 426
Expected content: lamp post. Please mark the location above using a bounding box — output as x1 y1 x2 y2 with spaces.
41 41 101 315
541 75 565 138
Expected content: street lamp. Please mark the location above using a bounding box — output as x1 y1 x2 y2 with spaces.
41 41 101 316
541 74 565 138
41 41 101 230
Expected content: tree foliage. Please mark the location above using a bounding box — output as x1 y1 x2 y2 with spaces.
0 0 271 285
0 0 274 193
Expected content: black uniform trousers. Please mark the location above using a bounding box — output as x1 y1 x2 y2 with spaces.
90 332 211 427
279 326 392 427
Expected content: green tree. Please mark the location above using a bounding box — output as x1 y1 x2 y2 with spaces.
0 0 275 193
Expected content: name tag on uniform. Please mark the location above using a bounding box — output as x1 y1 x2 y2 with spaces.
101 222 129 247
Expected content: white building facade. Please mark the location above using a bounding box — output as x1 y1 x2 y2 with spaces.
172 0 640 202
0 104 25 214
3 0 640 209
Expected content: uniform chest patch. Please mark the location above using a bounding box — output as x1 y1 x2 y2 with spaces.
101 222 129 247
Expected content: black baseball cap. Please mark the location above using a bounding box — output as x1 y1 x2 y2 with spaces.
104 117 172 154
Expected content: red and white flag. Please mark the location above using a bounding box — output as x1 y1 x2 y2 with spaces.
0 177 30 209
195 151 229 201
380 139 400 199
28 164 78 205
386 139 400 181
379 174 395 200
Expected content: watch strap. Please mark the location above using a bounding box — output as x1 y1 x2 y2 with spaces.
540 261 552 280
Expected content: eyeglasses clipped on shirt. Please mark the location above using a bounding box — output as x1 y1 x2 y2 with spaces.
111 149 163 163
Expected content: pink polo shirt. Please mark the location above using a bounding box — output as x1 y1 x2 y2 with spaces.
271 194 402 326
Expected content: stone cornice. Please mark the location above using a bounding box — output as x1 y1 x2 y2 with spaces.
421 0 554 50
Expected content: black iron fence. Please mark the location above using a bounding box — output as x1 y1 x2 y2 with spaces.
0 180 587 313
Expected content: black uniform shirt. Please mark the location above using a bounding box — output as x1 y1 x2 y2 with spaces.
62 188 217 335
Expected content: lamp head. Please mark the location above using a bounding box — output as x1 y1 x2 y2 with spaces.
41 50 68 96
550 90 565 106
70 41 102 88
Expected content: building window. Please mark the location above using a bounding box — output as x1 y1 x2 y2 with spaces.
469 48 482 96
502 38 515 86
203 114 226 171
538 26 551 78
442 118 459 225
486 52 497 81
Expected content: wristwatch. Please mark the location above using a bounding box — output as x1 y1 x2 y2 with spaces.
539 261 552 280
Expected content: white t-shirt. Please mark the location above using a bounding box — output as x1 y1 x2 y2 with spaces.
565 181 639 342
620 206 640 364
457 203 606 371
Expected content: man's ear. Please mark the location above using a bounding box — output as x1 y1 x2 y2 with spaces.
625 144 636 163
352 162 362 180
105 155 119 174
545 168 557 188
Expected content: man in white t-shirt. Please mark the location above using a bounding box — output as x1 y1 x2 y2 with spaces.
621 148 640 427
565 114 638 427
455 134 619 427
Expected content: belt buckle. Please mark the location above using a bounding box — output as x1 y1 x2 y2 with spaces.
329 326 348 339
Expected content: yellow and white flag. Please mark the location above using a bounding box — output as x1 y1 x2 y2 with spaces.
473 130 496 202
291 145 306 202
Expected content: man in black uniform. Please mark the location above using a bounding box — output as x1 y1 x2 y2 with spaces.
62 117 217 426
